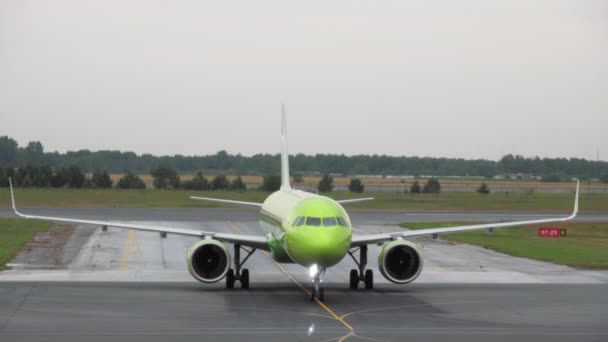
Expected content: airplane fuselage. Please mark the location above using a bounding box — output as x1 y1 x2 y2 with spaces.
259 189 352 268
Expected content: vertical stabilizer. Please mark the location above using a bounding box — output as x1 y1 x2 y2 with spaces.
280 104 291 190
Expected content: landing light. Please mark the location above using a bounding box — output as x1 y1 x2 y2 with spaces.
307 323 315 336
309 264 319 278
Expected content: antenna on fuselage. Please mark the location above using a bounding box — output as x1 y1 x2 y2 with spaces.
280 104 291 190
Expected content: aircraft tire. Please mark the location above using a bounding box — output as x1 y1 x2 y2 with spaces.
349 269 359 289
226 269 235 289
241 269 250 289
364 269 374 290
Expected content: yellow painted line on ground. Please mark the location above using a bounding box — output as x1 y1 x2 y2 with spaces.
133 231 142 272
119 229 136 272
226 221 355 332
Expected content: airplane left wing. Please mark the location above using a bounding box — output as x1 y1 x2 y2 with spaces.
351 180 579 247
8 179 269 250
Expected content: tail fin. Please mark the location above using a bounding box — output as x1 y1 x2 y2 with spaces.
280 104 291 190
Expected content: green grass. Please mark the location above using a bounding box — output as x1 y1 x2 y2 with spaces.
0 218 52 271
401 221 608 269
0 188 601 212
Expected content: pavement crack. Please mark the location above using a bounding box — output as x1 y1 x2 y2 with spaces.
0 283 37 331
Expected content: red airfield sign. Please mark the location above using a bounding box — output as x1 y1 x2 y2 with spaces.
538 228 567 237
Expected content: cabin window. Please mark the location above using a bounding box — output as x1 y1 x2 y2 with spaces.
306 217 322 226
337 217 348 227
322 217 338 226
294 216 306 227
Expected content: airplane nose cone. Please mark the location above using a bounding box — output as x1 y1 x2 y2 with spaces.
285 227 350 267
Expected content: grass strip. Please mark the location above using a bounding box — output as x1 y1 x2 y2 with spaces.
401 221 608 269
0 218 52 271
0 188 602 212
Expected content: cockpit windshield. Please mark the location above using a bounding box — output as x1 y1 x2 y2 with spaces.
293 216 348 227
322 217 338 226
294 216 306 226
306 217 322 226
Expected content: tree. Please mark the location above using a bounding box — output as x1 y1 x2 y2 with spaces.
51 166 85 188
260 174 281 192
51 168 69 188
422 178 441 193
182 171 210 190
348 178 364 193
0 136 18 166
229 176 247 191
151 166 180 189
117 172 146 189
24 141 44 164
476 182 491 194
318 174 334 193
410 180 421 193
600 174 608 184
67 166 86 188
541 173 562 182
211 174 229 190
91 170 113 188
13 165 52 187
0 168 7 187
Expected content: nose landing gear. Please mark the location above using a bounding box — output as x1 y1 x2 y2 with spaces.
309 265 326 302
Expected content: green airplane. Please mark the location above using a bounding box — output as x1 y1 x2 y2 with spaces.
9 105 579 302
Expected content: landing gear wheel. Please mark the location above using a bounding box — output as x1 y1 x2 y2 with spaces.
310 287 317 302
364 269 374 290
240 269 250 289
226 269 235 289
349 269 359 289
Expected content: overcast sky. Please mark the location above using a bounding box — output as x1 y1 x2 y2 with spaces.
1 0 606 160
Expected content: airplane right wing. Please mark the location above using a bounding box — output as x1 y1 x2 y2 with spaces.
336 197 375 205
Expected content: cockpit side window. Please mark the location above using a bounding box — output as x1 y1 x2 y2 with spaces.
293 216 306 227
306 217 321 226
322 217 338 226
337 217 348 227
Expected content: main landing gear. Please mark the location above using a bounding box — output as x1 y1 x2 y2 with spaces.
348 245 374 290
226 244 256 289
309 264 326 302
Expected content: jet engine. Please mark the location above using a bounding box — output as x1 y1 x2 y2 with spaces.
187 239 231 283
378 240 423 284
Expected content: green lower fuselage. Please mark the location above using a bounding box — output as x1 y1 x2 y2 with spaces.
259 189 352 268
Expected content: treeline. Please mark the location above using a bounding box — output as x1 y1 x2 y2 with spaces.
0 165 249 191
1 136 607 179
0 166 114 189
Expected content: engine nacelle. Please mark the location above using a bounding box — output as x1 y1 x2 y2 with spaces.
187 239 231 284
378 239 424 284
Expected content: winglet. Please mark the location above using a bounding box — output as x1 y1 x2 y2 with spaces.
572 179 579 218
280 104 291 190
9 177 16 211
8 178 24 217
